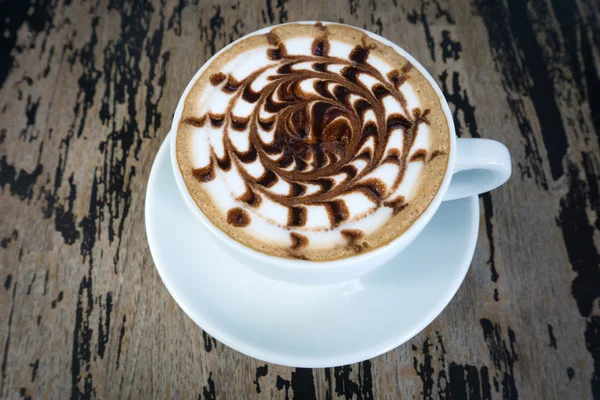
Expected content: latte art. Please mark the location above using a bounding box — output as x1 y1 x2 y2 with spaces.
176 23 450 260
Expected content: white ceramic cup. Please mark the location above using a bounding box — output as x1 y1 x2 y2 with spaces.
169 21 511 284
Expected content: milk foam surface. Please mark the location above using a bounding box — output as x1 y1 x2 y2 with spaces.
176 23 450 260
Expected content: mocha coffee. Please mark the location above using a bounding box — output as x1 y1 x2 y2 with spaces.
175 22 450 261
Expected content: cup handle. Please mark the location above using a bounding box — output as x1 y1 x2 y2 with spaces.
443 138 512 201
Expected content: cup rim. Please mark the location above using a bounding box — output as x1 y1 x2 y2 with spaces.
169 20 457 270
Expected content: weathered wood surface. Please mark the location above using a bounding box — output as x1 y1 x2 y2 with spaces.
0 0 599 398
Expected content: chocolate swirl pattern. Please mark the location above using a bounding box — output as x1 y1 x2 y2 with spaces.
177 23 449 260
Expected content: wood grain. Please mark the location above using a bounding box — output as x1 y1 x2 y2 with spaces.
1 0 599 398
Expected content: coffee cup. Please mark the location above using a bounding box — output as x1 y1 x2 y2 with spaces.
169 21 511 284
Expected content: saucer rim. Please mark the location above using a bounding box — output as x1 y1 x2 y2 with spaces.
145 136 480 368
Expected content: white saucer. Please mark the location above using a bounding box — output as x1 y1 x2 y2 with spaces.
145 135 479 368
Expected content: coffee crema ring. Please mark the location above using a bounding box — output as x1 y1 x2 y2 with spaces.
182 30 441 250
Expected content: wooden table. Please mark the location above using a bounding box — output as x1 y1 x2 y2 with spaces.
1 0 598 398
